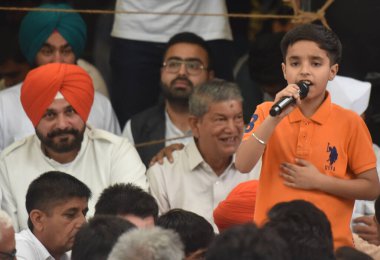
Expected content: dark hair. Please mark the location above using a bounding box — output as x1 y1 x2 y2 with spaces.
163 32 213 70
335 246 373 260
157 209 215 256
205 223 290 260
280 23 342 65
375 195 380 224
265 200 334 260
95 183 158 221
71 215 136 260
25 171 91 230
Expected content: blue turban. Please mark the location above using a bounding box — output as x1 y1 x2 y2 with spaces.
19 3 87 65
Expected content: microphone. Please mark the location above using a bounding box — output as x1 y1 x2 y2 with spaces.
269 81 310 117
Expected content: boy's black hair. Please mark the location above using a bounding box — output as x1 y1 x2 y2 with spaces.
71 215 136 260
95 183 158 221
157 208 215 256
26 171 91 230
280 23 342 65
265 200 335 260
335 246 373 260
163 32 213 70
205 223 290 260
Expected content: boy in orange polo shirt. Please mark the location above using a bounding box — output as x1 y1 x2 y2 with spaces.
235 23 380 248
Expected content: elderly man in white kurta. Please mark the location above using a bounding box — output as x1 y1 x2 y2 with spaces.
147 80 260 232
0 63 147 232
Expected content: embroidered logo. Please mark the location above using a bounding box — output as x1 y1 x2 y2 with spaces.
245 114 258 133
325 142 338 171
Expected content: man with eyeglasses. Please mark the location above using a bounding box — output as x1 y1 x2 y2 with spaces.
122 32 214 167
0 210 16 260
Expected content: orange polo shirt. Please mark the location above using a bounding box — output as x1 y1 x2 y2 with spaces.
243 93 376 248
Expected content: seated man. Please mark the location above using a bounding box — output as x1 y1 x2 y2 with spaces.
0 63 147 231
0 2 119 152
122 32 214 167
16 171 91 260
95 183 158 228
147 79 259 231
71 215 136 260
0 210 16 260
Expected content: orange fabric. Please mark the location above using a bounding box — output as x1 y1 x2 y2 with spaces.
213 180 258 232
243 93 376 248
21 63 94 126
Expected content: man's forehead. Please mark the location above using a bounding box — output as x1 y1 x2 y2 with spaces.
46 98 71 110
165 43 208 61
44 31 70 48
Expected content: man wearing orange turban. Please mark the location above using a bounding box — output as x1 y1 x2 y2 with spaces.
0 63 147 232
213 180 258 232
0 3 120 153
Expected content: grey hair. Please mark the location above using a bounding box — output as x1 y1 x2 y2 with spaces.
189 79 243 118
108 227 184 260
0 210 13 240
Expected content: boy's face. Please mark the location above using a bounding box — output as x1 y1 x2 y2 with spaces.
282 40 338 103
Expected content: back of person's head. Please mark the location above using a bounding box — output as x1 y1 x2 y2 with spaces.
189 79 243 118
157 209 215 257
335 246 373 260
164 32 213 70
265 200 334 260
107 226 184 260
25 171 92 230
205 223 290 260
71 215 136 260
95 183 158 223
280 23 342 65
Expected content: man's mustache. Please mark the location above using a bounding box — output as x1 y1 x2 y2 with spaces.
47 128 79 138
171 77 193 88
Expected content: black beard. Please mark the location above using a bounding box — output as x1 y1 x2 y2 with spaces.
161 77 194 108
36 126 85 153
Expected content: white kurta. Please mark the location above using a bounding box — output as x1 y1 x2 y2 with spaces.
0 83 121 152
0 126 147 231
147 139 260 232
16 229 70 260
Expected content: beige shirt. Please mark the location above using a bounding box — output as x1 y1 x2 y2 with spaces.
0 126 147 231
147 139 260 231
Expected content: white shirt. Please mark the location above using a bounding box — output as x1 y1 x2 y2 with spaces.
147 139 260 232
112 0 232 42
123 110 192 146
0 83 120 152
0 126 147 231
16 229 70 260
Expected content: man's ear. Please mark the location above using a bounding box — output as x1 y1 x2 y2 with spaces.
208 70 215 80
30 209 46 232
188 115 200 138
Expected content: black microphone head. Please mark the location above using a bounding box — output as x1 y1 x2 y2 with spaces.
297 81 310 99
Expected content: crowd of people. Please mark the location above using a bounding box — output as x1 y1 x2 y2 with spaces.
0 1 380 259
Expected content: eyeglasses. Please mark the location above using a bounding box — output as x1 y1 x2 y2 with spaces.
163 59 207 76
0 249 17 260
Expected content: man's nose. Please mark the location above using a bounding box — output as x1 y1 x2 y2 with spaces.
55 114 69 128
178 62 188 75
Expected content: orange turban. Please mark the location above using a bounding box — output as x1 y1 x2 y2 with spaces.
21 63 94 126
213 180 258 232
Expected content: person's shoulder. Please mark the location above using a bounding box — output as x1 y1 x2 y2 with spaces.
130 102 165 122
147 148 184 175
88 127 127 144
1 135 32 159
0 83 21 99
331 103 362 121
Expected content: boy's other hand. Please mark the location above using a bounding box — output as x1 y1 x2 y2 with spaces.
280 158 324 190
353 215 380 245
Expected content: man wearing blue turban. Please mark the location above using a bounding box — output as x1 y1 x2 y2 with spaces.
19 3 86 66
